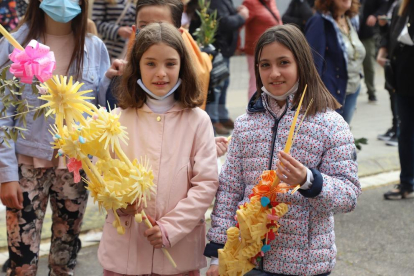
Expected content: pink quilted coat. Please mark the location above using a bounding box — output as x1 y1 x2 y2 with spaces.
205 94 361 276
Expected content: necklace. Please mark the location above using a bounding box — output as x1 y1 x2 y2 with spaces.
338 18 359 61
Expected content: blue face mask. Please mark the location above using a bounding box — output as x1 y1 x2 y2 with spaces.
40 0 81 23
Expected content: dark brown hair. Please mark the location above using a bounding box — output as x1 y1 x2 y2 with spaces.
15 0 88 79
315 0 360 18
117 22 202 109
254 24 341 116
135 0 184 28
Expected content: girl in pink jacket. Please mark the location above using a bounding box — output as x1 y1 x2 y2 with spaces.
98 23 219 276
205 25 361 276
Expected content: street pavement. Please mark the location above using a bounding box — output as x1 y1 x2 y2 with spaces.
1 56 412 275
28 185 414 276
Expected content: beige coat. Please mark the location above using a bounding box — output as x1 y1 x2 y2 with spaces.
98 103 218 275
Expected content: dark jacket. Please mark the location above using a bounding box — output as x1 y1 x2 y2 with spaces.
358 0 389 39
305 12 349 106
282 0 314 32
210 0 245 58
380 1 414 96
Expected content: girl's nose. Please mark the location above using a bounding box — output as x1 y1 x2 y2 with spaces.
156 67 167 78
269 66 281 79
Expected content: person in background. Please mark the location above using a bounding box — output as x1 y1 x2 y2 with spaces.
0 0 19 37
282 0 314 32
358 0 388 103
0 0 110 275
243 0 282 100
305 0 366 124
181 0 191 29
205 0 248 135
92 0 136 60
378 0 414 200
376 0 399 146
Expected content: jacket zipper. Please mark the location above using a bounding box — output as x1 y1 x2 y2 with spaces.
261 103 288 271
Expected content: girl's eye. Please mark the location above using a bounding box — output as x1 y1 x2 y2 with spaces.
139 25 146 29
260 63 270 68
280 60 290 65
167 62 176 67
147 62 155 66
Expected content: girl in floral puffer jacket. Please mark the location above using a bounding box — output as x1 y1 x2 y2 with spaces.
205 24 361 276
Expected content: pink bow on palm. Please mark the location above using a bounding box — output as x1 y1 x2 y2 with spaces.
9 40 56 84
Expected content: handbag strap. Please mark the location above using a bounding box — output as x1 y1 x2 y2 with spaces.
258 0 279 24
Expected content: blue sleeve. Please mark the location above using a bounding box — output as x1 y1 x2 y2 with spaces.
0 37 19 183
97 40 111 107
210 0 246 33
305 14 326 77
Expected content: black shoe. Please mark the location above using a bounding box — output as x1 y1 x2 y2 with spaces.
385 133 398 146
2 258 10 272
368 94 377 102
384 184 414 200
377 128 395 141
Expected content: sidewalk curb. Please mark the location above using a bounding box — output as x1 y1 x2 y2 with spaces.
357 152 400 178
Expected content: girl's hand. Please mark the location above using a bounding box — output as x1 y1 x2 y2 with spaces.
215 137 228 157
276 151 307 186
0 181 23 210
206 264 219 276
144 225 163 248
119 199 143 216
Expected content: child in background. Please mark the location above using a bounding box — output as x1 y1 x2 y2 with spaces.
205 25 361 276
98 23 218 276
0 0 110 274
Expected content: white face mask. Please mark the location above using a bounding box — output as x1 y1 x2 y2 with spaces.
261 80 299 101
137 78 182 100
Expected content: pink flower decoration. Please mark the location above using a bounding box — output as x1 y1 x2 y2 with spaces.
9 40 56 84
67 158 82 183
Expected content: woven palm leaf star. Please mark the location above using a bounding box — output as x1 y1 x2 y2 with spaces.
94 107 129 152
38 75 97 133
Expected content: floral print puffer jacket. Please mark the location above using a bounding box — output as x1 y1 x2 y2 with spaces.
206 94 361 276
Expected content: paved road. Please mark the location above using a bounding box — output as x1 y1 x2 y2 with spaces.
21 184 413 276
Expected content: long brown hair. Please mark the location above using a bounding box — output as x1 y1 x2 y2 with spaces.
16 0 88 79
117 22 202 109
399 0 412 15
254 25 341 116
315 0 360 18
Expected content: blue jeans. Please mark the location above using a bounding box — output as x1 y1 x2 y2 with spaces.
396 94 414 190
205 57 230 123
340 85 361 124
245 269 330 276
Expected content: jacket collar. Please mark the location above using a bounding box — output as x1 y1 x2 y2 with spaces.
247 92 296 114
140 101 188 113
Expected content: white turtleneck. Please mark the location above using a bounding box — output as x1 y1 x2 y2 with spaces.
145 94 176 114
